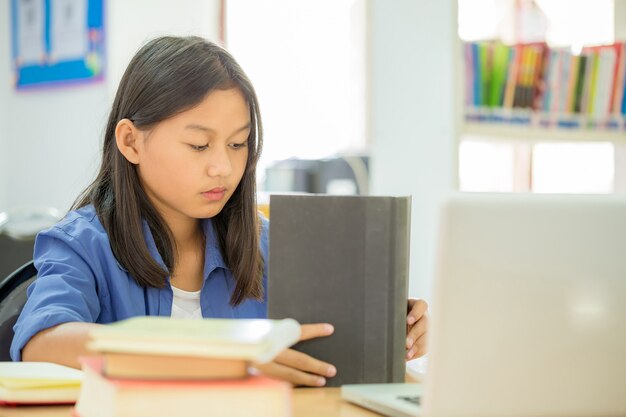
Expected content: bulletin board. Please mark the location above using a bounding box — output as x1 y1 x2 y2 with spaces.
10 0 105 90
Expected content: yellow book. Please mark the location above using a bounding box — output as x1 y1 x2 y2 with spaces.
0 362 82 405
87 317 300 364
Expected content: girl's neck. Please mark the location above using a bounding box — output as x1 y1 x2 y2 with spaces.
165 216 204 249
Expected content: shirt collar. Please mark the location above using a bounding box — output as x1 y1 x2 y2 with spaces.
201 217 227 275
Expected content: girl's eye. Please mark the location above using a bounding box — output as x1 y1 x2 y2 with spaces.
229 142 248 150
190 144 208 151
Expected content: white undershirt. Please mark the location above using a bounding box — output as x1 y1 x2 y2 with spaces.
170 285 203 319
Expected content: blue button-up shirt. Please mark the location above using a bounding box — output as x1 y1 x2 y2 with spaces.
11 205 268 361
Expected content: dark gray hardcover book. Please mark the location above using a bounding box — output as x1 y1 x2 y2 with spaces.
268 194 411 387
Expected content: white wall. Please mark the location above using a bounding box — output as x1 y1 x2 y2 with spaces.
106 0 221 100
0 0 221 213
368 0 459 300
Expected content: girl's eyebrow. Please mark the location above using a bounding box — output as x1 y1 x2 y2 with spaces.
184 123 251 135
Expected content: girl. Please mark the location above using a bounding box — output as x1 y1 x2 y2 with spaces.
10 36 428 386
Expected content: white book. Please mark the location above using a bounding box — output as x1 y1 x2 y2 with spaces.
88 317 301 364
592 47 617 120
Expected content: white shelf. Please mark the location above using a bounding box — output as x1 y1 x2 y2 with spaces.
462 121 626 144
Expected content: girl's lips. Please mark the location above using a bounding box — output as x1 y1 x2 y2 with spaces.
202 188 226 201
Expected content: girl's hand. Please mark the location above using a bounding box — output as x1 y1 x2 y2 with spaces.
406 298 429 360
252 323 336 387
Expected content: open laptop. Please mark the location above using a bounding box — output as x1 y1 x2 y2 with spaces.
342 193 626 417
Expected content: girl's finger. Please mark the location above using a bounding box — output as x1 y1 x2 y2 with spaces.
407 299 428 325
253 361 327 387
406 332 427 360
299 323 334 341
275 348 336 378
406 314 428 349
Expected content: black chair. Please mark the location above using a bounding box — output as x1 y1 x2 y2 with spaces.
0 261 37 361
0 234 36 284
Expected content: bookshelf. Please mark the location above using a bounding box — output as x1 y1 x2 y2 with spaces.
457 0 626 192
458 0 626 141
463 121 626 143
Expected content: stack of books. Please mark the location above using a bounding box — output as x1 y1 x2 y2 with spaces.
0 362 82 405
74 317 301 417
463 40 626 130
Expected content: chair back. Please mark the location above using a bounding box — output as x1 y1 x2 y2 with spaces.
0 261 37 361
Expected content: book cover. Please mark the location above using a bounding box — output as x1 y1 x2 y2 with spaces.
75 358 290 417
268 194 410 387
0 362 82 405
88 317 300 364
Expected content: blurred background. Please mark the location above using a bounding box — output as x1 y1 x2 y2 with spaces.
1 0 625 301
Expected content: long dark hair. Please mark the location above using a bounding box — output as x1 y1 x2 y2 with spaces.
74 36 263 306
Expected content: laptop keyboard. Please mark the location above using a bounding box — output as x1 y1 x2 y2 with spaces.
398 395 421 406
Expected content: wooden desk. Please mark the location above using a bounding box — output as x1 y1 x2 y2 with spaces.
0 388 383 417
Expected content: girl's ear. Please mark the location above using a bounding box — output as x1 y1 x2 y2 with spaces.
115 119 142 164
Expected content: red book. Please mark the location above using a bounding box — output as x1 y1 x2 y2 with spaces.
74 357 291 417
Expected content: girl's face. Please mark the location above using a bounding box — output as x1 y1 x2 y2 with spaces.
134 88 251 224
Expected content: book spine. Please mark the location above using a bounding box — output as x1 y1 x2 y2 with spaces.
388 197 411 383
573 55 587 113
513 45 529 108
472 43 482 107
541 49 556 112
622 68 626 116
594 48 616 121
478 43 491 106
557 50 572 114
464 43 474 107
530 44 547 110
566 55 580 113
503 45 521 109
609 42 626 114
580 49 597 115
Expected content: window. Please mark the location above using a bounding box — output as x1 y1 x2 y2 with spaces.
532 143 614 193
225 0 367 189
458 0 617 193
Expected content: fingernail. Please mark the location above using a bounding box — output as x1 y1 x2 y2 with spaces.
407 316 416 325
327 366 337 377
406 337 414 349
316 377 326 386
324 324 334 334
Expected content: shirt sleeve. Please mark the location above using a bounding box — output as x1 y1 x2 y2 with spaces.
10 226 102 361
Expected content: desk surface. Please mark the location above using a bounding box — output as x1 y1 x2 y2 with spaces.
0 388 383 417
